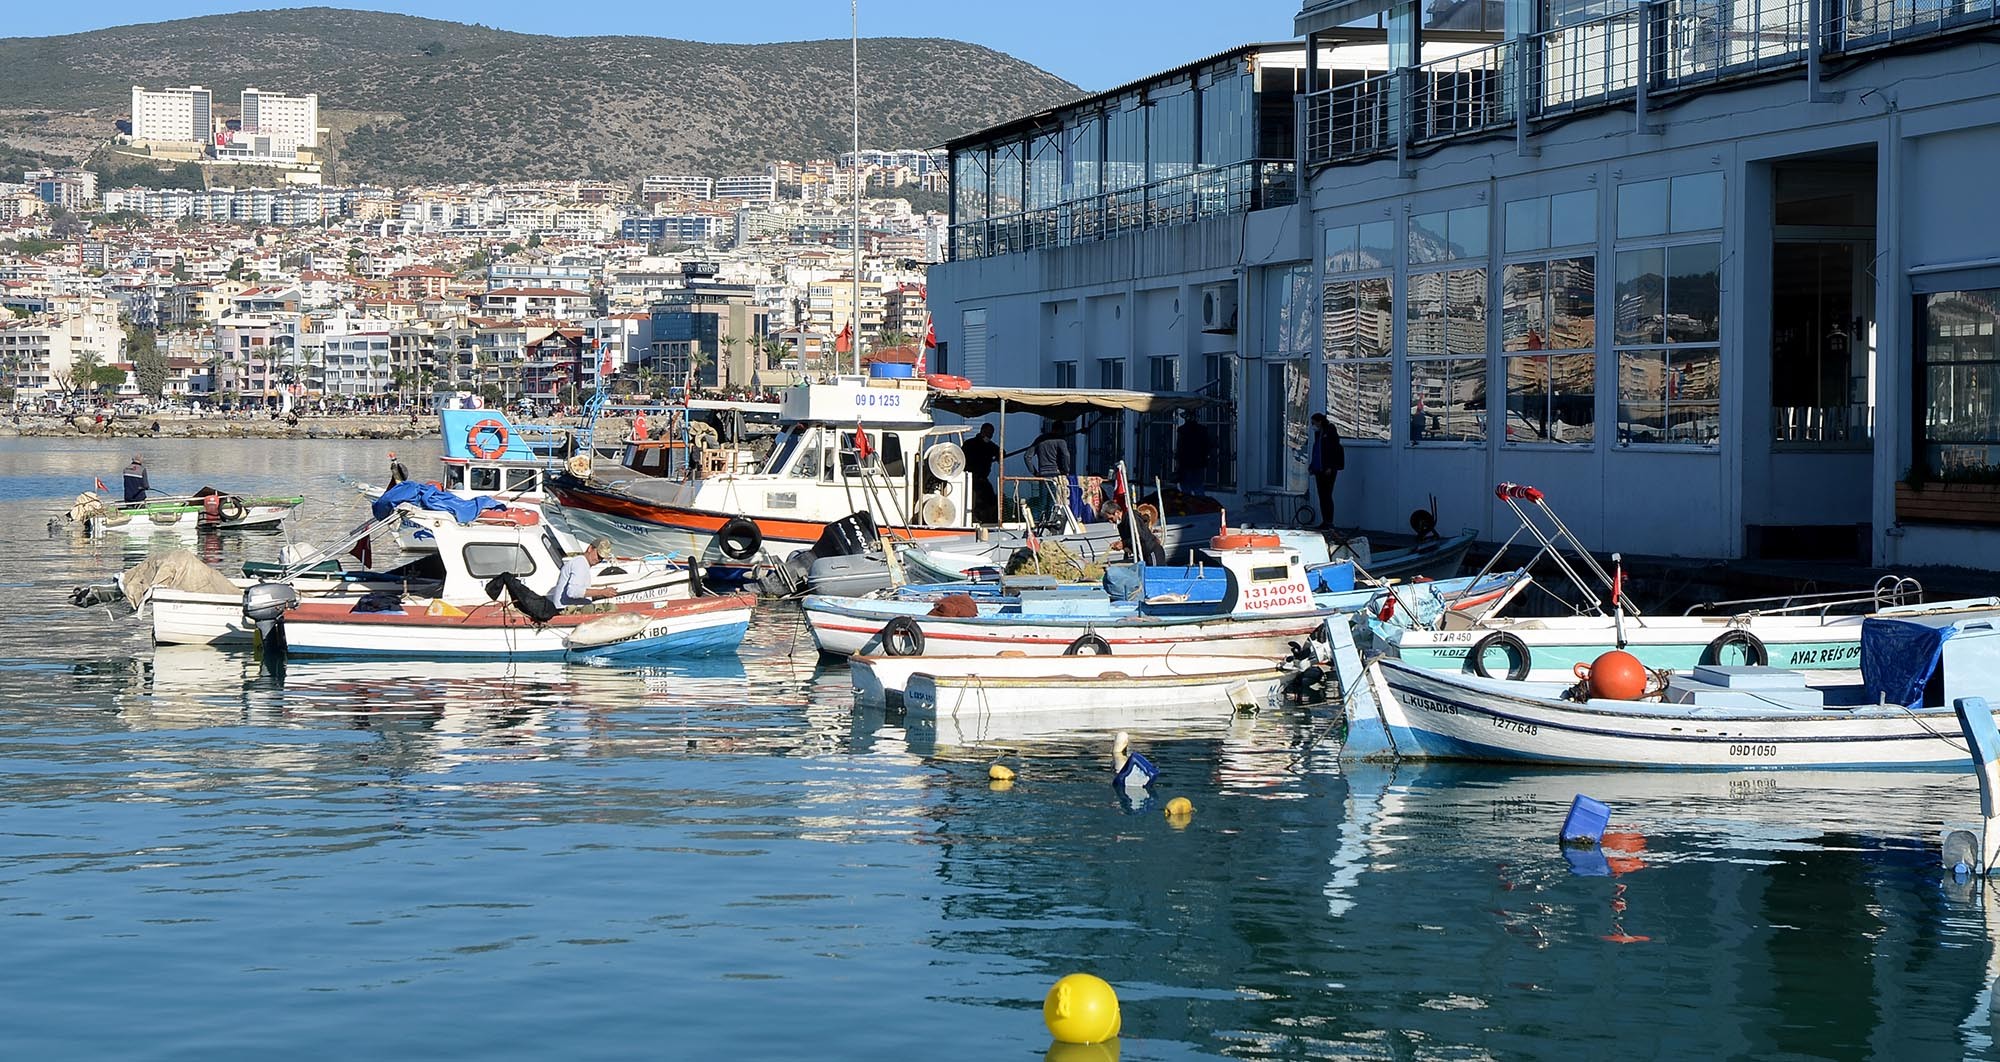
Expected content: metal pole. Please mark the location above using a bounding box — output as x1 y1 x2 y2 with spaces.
851 0 863 377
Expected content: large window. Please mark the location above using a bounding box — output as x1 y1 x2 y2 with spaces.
1614 173 1723 446
1265 263 1315 486
1200 352 1239 490
1406 206 1489 444
1502 188 1598 444
1919 288 2000 476
1090 357 1126 471
1139 355 1180 481
1323 221 1395 441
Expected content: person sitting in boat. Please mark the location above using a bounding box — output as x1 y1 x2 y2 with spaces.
1104 499 1166 566
551 537 613 608
387 451 409 486
122 454 150 502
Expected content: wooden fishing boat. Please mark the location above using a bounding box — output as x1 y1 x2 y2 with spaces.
851 652 1288 714
1337 614 2000 768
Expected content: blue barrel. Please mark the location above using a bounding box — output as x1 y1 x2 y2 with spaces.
869 362 915 379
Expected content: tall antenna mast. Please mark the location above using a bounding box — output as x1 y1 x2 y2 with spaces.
851 0 862 376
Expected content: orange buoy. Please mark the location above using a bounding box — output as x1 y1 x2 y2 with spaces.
1585 649 1648 700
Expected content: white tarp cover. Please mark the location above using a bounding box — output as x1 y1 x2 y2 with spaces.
119 550 240 601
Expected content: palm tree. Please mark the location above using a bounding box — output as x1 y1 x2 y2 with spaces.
370 354 389 399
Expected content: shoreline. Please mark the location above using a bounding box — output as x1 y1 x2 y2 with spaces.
0 415 455 440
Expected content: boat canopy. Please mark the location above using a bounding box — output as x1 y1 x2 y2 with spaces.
930 386 1214 419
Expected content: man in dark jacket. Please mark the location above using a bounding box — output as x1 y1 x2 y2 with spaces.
960 423 1001 522
1029 420 1073 478
1308 414 1344 530
122 454 150 502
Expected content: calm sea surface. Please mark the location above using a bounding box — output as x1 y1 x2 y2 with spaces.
4 436 2000 1059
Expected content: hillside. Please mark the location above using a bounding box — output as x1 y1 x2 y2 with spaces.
0 8 1082 186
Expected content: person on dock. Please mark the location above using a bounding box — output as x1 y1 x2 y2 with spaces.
1308 414 1344 531
387 451 410 486
1174 409 1210 497
122 454 150 502
961 423 1000 523
551 537 612 608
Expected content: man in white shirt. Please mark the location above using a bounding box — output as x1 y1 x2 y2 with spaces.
551 537 611 607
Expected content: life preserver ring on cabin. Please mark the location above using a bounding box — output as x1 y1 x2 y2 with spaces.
1211 532 1282 550
466 418 510 460
880 616 925 656
1700 629 1768 667
218 495 247 522
925 374 972 391
1064 632 1112 656
476 507 540 526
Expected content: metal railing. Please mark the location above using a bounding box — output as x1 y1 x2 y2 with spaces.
948 159 1297 261
1305 0 1994 167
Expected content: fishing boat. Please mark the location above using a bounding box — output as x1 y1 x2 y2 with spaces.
1336 613 2000 768
60 489 303 536
547 377 1222 575
804 532 1332 658
851 651 1292 713
260 507 746 660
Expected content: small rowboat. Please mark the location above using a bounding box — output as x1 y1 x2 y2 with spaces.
853 652 1288 714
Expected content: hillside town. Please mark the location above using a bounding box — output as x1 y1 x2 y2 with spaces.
2 85 948 414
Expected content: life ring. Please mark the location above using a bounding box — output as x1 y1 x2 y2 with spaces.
880 616 925 656
926 374 972 391
1700 629 1768 667
715 517 763 561
218 495 247 522
1064 632 1112 656
466 418 509 459
1211 532 1282 550
1466 630 1532 681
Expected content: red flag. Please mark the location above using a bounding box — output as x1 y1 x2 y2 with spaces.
349 535 374 569
1026 525 1041 552
834 323 853 355
916 318 933 376
1113 464 1129 502
853 423 872 460
923 319 936 348
94 476 106 491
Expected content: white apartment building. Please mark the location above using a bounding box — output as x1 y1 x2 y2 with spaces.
27 169 97 210
642 175 714 202
2 297 125 402
131 85 213 144
716 175 778 202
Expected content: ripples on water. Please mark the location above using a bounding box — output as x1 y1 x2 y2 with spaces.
4 438 2000 1059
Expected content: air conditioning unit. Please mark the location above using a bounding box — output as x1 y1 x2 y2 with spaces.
1200 282 1238 334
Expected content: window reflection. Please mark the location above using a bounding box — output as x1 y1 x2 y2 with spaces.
1503 262 1548 352
1666 242 1721 343
1329 359 1392 440
1615 248 1665 345
1408 357 1487 442
1921 289 2000 474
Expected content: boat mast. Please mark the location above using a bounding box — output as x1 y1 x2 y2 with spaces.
850 0 862 376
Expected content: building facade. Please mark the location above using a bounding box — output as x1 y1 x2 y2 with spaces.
930 10 2000 571
131 85 213 145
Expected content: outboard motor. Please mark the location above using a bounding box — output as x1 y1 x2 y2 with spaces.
241 582 299 643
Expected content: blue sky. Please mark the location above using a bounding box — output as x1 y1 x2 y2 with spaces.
11 1 1307 91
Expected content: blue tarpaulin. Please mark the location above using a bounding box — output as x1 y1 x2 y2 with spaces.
1861 617 1954 708
371 481 504 524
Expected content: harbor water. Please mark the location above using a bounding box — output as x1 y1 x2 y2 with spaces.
6 437 2000 1058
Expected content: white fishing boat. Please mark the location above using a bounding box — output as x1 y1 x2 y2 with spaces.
805 531 1331 658
851 651 1290 713
263 507 747 660
61 490 303 536
1336 613 2000 768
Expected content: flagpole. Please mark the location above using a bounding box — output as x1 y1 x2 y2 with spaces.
850 0 863 377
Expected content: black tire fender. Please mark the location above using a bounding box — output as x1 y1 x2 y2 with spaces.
880 616 925 657
715 517 763 561
1465 630 1532 681
1700 629 1768 667
1064 632 1112 656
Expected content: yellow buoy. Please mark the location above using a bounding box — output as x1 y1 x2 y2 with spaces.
1043 973 1121 1044
1164 797 1194 820
989 764 1016 781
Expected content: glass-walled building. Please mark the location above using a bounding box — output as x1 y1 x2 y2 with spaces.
931 0 2000 568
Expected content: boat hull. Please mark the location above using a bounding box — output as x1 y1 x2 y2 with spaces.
89 503 297 536
806 597 1329 659
278 594 753 660
1368 659 1985 768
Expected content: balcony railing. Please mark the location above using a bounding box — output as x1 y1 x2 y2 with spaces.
1307 0 1997 167
949 159 1297 261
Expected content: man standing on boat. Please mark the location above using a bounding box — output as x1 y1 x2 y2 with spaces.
387 451 410 486
1029 419 1073 478
122 454 150 502
552 537 613 608
1308 414 1344 531
961 423 1000 523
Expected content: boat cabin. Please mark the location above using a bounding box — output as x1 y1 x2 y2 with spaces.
437 408 587 500
397 506 572 604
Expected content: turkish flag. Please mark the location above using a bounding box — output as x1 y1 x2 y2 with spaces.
853 423 872 460
923 320 936 348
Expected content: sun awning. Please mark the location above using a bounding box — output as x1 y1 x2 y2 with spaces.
930 386 1215 419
